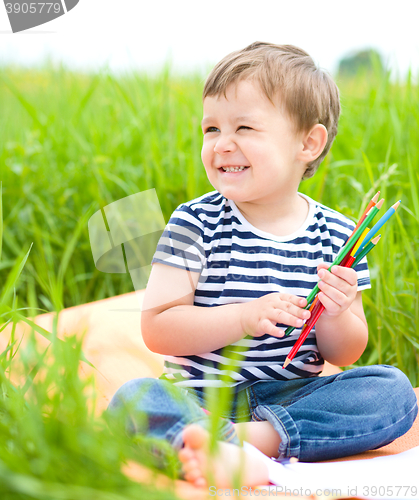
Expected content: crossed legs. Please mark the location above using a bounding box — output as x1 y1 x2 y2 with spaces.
108 366 417 488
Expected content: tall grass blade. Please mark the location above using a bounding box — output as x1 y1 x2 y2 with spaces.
0 244 33 306
0 182 2 263
13 313 95 369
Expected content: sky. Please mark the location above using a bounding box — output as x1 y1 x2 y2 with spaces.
0 0 418 77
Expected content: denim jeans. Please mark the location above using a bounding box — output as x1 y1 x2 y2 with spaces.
107 365 418 462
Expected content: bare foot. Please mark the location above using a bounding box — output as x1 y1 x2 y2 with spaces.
178 424 269 489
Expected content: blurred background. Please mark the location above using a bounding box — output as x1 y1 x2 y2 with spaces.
1 0 418 381
1 0 418 77
0 2 418 496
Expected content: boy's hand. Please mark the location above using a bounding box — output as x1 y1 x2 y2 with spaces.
240 293 311 338
316 262 358 317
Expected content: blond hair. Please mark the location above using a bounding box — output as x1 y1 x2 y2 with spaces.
203 42 340 179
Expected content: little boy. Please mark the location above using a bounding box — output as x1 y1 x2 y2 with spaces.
108 42 417 488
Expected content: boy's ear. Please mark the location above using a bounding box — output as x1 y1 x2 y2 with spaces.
298 124 328 163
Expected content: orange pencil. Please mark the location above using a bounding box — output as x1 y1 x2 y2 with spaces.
282 237 366 369
352 191 380 234
283 196 384 339
311 192 379 309
340 191 379 267
306 226 371 321
283 233 380 369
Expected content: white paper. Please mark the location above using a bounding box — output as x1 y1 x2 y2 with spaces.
243 442 419 499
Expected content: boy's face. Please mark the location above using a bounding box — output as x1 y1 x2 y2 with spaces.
201 79 307 205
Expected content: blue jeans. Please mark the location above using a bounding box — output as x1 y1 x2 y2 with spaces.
107 365 417 462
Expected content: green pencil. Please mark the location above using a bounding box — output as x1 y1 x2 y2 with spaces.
284 199 384 337
353 235 381 267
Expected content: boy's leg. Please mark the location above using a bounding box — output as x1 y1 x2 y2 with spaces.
107 377 238 451
245 365 418 462
234 420 282 458
107 377 269 487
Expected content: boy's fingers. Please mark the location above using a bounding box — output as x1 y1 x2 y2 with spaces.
260 319 285 337
270 310 308 331
318 279 346 304
330 265 358 286
317 262 330 272
274 303 310 322
278 293 307 308
319 268 357 293
318 291 339 314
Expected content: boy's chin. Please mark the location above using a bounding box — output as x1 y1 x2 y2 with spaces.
218 190 249 203
214 186 251 202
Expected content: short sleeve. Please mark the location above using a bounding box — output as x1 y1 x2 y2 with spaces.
353 255 371 291
152 204 205 273
324 208 371 292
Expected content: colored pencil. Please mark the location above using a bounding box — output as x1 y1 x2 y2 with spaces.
332 199 383 268
352 191 380 234
339 191 380 265
283 234 381 369
302 228 369 324
284 199 384 337
340 191 380 266
340 227 370 268
310 200 383 300
283 301 324 369
354 201 400 257
353 235 381 267
284 193 378 335
283 253 356 369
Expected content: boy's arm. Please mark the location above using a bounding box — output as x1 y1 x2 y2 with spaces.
314 263 368 366
141 263 246 355
141 263 309 356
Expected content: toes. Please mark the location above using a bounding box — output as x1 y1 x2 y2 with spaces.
183 459 207 488
182 458 199 475
184 466 202 483
182 424 209 450
178 446 194 463
193 476 207 488
179 424 211 489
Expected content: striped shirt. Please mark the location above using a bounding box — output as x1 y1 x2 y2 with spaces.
152 191 371 388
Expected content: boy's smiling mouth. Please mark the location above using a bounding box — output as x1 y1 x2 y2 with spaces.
219 166 250 172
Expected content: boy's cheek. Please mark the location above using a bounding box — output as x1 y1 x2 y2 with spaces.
201 147 209 166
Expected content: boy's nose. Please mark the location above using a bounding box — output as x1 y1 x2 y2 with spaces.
213 135 237 154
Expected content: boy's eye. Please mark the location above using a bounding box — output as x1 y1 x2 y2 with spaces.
204 126 219 133
203 125 252 134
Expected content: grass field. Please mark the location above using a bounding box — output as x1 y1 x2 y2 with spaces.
0 62 418 497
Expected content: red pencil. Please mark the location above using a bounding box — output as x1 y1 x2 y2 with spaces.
306 193 379 311
352 191 380 234
282 255 356 369
340 191 379 267
283 302 323 368
282 193 381 369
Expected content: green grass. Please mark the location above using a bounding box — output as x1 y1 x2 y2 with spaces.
0 330 180 500
0 61 418 496
0 183 180 497
2 63 417 380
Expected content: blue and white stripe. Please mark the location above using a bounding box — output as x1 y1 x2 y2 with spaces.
152 191 371 387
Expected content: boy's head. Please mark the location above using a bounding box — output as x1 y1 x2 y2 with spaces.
203 42 340 179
